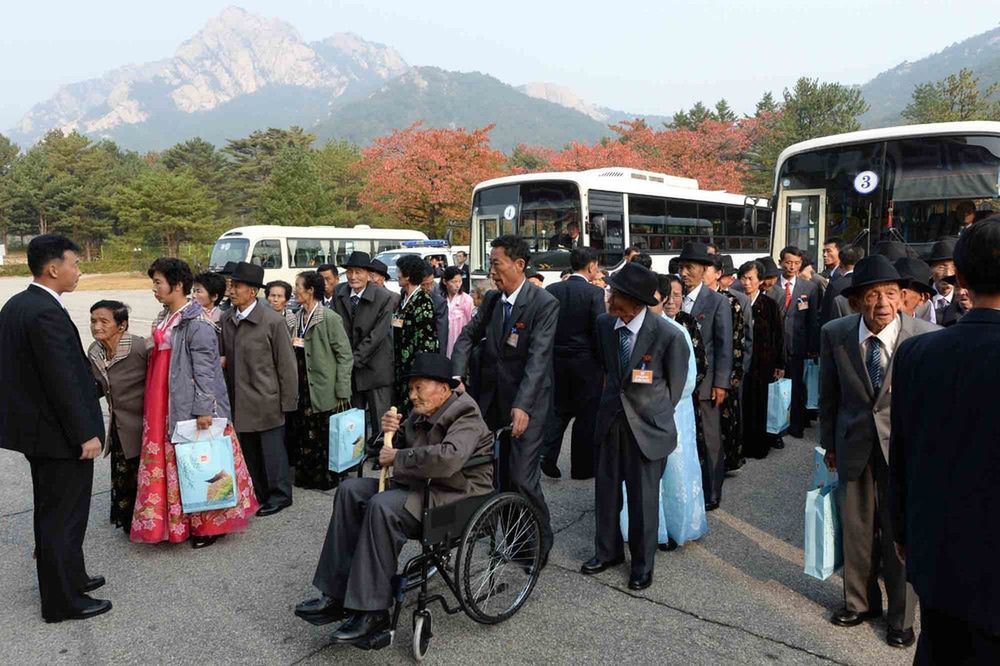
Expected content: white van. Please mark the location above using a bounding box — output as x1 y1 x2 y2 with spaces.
207 225 429 284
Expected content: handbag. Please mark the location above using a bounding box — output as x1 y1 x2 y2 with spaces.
804 359 820 410
328 408 366 472
803 483 843 580
174 431 239 514
766 378 792 434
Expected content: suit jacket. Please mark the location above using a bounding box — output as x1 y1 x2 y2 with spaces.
457 263 471 294
687 286 733 400
820 273 852 326
889 309 1000 632
769 277 820 357
220 302 298 432
88 333 148 458
545 274 605 361
0 285 105 458
429 288 450 352
819 313 938 481
452 280 558 428
332 282 395 391
594 311 689 460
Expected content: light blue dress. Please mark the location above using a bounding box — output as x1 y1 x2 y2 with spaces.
620 314 707 545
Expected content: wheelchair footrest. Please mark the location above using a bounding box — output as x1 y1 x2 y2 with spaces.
351 629 393 651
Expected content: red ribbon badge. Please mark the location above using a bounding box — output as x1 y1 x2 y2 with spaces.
515 321 526 330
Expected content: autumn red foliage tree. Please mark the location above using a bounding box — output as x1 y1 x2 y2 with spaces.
358 122 507 236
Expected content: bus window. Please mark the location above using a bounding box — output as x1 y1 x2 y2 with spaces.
627 195 667 250
699 203 725 244
374 239 405 254
251 240 281 268
208 238 249 271
288 238 332 268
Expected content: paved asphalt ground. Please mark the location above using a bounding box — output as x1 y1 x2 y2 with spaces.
0 277 917 665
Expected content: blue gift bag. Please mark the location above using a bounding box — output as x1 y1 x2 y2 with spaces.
174 436 238 514
766 378 792 434
804 359 820 410
329 408 366 472
812 446 839 489
804 483 843 580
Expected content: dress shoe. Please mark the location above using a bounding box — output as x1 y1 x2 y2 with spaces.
295 594 347 626
191 535 221 549
580 556 625 575
540 459 561 479
658 538 678 552
887 627 916 648
331 610 390 643
44 597 112 623
772 437 785 450
831 608 882 627
788 430 804 439
705 501 720 512
628 572 653 591
257 501 292 517
80 575 105 593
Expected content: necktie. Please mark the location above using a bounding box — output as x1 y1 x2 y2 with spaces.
784 282 793 309
502 300 513 331
866 336 883 392
619 327 633 373
350 294 360 318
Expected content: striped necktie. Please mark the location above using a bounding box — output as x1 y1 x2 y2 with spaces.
866 336 883 392
619 327 633 373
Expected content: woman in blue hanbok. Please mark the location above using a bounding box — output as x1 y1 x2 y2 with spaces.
621 274 707 549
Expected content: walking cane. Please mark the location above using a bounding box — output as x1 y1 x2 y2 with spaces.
378 407 397 492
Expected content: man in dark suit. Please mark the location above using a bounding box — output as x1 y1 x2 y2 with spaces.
820 246 863 326
454 250 472 294
821 237 845 280
540 246 606 480
768 246 820 438
677 242 732 510
333 252 396 439
0 235 110 623
820 255 938 649
580 263 689 590
890 218 1000 663
452 235 559 560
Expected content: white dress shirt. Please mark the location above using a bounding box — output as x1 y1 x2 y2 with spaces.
502 277 527 309
614 306 647 360
682 283 703 314
858 315 900 374
235 299 257 322
29 282 67 311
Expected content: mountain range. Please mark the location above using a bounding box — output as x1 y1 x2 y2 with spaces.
7 7 1000 153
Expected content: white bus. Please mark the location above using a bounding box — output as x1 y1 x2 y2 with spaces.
467 168 772 279
207 224 429 284
771 121 1000 260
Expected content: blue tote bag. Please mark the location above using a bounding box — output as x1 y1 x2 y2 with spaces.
803 483 843 580
175 436 238 514
766 378 792 434
804 359 820 410
329 408 366 472
812 446 839 489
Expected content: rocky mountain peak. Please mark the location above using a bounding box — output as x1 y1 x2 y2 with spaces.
517 82 609 122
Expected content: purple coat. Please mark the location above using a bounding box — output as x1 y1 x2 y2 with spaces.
167 301 231 437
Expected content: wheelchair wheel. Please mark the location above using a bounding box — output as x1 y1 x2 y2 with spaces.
456 492 541 624
412 609 432 661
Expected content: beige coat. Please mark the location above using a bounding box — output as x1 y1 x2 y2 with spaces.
88 333 149 458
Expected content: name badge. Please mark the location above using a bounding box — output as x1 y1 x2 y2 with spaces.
797 301 810 311
392 317 404 328
632 369 653 384
292 337 305 348
506 332 519 347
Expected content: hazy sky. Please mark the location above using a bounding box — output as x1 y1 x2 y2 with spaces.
1 1 996 130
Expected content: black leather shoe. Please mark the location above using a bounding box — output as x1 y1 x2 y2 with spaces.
831 608 882 627
295 594 347 626
331 611 390 643
580 556 625 575
658 538 678 552
257 501 292 517
191 535 221 549
887 627 916 648
80 575 105 593
628 572 653 591
44 597 112 623
540 459 561 479
705 501 720 512
772 438 785 449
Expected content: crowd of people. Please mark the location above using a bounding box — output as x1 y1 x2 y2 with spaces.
2 217 998 663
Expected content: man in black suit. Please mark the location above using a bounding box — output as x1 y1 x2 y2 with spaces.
452 235 559 561
821 237 845 280
820 245 863 326
317 263 340 308
454 250 472 294
768 246 820 438
580 263 689 590
890 217 1000 664
540 246 606 480
0 235 110 623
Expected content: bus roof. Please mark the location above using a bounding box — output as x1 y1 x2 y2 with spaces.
216 224 429 240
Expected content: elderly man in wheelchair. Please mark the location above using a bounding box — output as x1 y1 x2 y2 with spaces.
294 353 541 655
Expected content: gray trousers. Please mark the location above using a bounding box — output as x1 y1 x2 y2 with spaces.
699 399 724 505
837 448 915 631
352 384 394 442
239 425 292 506
594 413 667 577
312 478 420 611
503 408 554 555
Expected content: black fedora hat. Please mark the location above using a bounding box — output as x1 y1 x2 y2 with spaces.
873 240 911 262
607 262 658 306
343 251 373 270
756 256 781 279
525 266 544 282
368 258 390 279
842 255 906 297
404 352 460 389
718 254 737 276
893 257 936 296
926 238 956 264
677 241 715 266
229 261 265 289
219 261 238 277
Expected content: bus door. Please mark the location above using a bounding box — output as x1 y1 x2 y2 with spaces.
588 190 625 267
777 189 826 260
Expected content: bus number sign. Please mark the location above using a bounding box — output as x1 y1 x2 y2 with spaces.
853 170 879 195
503 205 516 220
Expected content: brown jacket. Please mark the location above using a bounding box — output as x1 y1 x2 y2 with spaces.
220 301 298 433
88 334 149 459
389 391 494 519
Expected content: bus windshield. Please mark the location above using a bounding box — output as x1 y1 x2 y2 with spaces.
209 238 249 271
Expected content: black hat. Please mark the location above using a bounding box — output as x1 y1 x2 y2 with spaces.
343 251 373 270
677 241 715 266
229 261 265 289
718 254 737 276
872 240 911 262
893 257 936 296
756 256 781 279
219 261 238 277
842 255 906 297
607 262 658 306
525 266 544 282
369 259 390 279
404 352 460 389
926 238 956 264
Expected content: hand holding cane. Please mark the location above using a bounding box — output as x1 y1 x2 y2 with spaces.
378 407 398 492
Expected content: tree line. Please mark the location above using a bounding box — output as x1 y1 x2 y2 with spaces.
0 70 997 264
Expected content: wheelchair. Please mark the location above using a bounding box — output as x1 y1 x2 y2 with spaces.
354 427 542 661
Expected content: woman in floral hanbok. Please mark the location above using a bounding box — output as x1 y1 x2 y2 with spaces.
131 258 257 549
